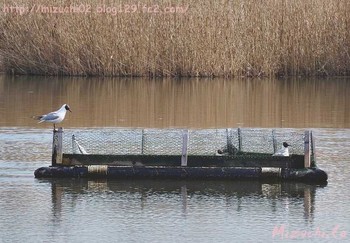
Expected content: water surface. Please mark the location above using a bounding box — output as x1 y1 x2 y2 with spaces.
0 76 349 242
0 76 349 128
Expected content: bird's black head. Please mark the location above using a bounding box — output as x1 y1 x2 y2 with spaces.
65 104 72 112
283 142 290 147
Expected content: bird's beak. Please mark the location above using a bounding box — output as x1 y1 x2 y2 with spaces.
68 108 72 112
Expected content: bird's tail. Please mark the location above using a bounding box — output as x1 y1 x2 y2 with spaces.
32 116 44 123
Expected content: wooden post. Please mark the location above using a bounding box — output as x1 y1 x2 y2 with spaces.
310 131 316 167
52 127 63 166
304 130 311 168
181 130 189 166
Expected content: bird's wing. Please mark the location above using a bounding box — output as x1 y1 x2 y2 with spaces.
41 112 60 121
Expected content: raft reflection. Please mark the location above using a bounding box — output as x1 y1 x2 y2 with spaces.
46 179 325 224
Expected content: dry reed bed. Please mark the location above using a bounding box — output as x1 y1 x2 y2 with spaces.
0 0 350 77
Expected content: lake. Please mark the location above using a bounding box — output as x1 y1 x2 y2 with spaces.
0 75 349 242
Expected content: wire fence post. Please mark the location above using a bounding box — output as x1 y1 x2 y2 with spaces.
237 128 242 152
181 130 189 166
141 129 145 155
272 129 277 154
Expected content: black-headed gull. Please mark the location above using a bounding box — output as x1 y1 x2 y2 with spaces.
33 104 71 129
272 142 291 156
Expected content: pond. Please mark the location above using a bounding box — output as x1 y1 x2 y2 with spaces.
0 75 349 242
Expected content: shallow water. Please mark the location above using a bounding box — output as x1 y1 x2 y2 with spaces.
0 76 349 242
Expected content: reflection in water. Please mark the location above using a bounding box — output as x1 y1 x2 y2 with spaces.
46 179 323 226
0 75 349 128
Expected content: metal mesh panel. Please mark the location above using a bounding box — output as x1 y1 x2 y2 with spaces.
142 129 183 155
238 128 304 154
62 128 306 156
188 129 227 155
240 128 275 154
272 129 305 155
63 128 143 155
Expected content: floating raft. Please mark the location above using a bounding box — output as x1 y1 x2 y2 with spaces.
35 166 327 182
34 128 328 182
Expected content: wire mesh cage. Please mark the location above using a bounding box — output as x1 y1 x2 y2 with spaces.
62 128 306 156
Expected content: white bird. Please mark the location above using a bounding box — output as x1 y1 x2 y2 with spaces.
33 104 72 130
273 142 291 156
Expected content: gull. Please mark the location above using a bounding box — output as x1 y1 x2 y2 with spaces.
273 142 291 156
72 135 88 154
33 104 72 130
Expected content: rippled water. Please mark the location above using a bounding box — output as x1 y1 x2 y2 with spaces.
0 76 349 242
0 128 349 243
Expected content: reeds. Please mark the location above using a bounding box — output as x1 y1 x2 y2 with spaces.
1 0 350 77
